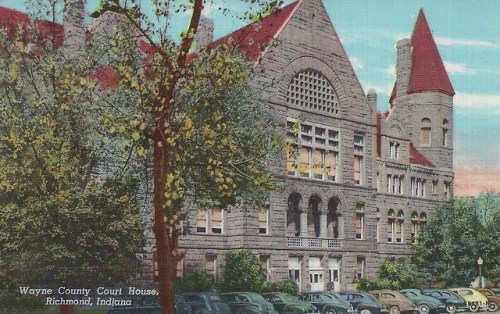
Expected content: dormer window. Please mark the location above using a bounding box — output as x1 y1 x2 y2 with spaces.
389 141 400 159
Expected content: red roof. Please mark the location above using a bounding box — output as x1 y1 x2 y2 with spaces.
209 1 300 61
409 143 434 167
0 6 64 48
408 9 454 96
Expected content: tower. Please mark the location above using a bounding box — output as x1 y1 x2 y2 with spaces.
392 9 454 170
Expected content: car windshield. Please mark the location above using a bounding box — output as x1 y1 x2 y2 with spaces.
279 294 299 302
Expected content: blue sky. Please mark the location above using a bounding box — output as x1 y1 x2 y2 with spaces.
2 0 499 195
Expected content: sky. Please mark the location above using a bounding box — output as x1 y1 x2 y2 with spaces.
1 0 500 196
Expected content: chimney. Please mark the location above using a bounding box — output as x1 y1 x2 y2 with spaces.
196 17 214 50
395 38 412 98
63 0 86 58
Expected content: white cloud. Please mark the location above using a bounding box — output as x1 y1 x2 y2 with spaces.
443 61 473 74
435 36 500 49
454 92 500 109
360 80 393 96
349 57 363 70
385 65 396 79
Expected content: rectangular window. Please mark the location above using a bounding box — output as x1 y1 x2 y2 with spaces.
387 219 395 243
206 255 218 278
356 257 365 280
354 156 363 184
387 174 392 193
326 152 337 181
442 128 448 146
196 210 208 233
421 127 431 145
432 180 437 194
313 149 324 179
398 176 404 194
444 182 451 200
389 141 399 159
258 209 269 235
396 221 402 243
356 213 364 240
260 255 270 281
211 208 223 234
299 147 311 177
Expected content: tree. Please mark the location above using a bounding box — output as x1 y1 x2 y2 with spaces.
413 195 500 287
174 268 216 294
221 250 266 293
0 12 144 314
356 261 417 291
86 1 285 312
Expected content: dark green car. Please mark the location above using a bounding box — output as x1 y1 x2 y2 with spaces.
299 292 354 314
421 289 467 314
400 289 444 314
338 291 389 314
220 292 276 314
262 292 318 314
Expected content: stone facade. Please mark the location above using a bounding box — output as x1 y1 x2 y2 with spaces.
178 0 454 292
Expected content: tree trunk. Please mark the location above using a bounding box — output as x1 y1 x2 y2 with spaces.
59 304 73 314
153 133 176 314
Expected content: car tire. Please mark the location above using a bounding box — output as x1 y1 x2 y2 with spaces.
418 304 430 314
324 308 337 314
360 309 373 314
488 302 499 312
469 303 479 312
389 305 400 314
445 304 456 314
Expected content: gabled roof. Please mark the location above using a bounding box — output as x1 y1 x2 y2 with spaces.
0 6 64 49
209 1 301 61
409 143 434 167
408 9 454 96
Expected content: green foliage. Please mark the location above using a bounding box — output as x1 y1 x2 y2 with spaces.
174 268 216 293
356 261 417 291
263 279 299 296
413 194 500 286
0 29 144 308
221 250 266 293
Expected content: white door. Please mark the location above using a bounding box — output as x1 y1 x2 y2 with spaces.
288 257 302 292
309 257 324 292
328 258 341 291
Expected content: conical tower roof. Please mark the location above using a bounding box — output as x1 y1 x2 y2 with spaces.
408 9 454 95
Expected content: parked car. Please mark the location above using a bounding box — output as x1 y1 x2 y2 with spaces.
299 291 354 314
220 292 276 314
368 290 418 314
448 288 488 312
181 292 231 314
400 289 445 314
475 288 500 312
421 289 467 314
490 288 500 297
262 292 319 314
338 291 389 314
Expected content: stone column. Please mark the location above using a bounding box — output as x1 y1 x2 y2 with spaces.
320 210 328 238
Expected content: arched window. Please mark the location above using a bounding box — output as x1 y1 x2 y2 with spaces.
287 70 339 115
411 211 419 244
421 118 431 145
328 198 341 239
396 210 404 243
387 209 395 243
287 193 302 237
442 119 449 147
308 195 322 238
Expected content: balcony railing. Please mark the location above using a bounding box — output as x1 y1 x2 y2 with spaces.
287 237 341 248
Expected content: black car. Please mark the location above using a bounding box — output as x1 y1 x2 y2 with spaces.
338 291 389 314
299 292 354 314
181 292 231 314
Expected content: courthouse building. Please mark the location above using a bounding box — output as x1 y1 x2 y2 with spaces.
0 0 454 292
179 0 454 292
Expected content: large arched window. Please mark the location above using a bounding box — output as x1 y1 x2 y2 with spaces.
287 70 339 115
287 193 303 236
420 118 431 145
327 198 342 239
308 195 322 238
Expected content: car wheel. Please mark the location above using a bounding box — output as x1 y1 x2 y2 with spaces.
389 305 400 314
488 302 499 312
360 309 373 314
469 303 479 312
445 304 456 314
418 304 430 314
